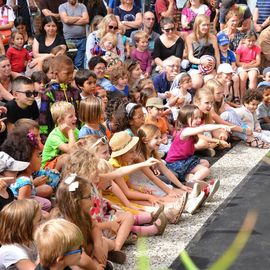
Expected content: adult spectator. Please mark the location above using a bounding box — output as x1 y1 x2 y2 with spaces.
85 14 124 65
59 0 89 69
219 0 252 32
7 0 39 36
107 0 141 13
258 25 270 68
186 14 220 89
0 1 15 48
153 56 180 98
0 56 19 102
39 0 66 20
155 0 181 29
130 11 160 52
114 0 142 37
219 10 244 52
80 0 107 24
124 58 143 90
88 56 112 90
32 16 66 58
253 0 270 33
153 17 184 70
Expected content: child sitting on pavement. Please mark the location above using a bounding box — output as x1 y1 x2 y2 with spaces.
256 85 270 131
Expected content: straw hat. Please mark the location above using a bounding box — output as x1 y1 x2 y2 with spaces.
110 131 139 158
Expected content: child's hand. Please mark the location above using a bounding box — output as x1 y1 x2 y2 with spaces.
93 245 107 265
110 221 120 234
59 123 72 133
0 179 7 191
144 72 149 78
33 175 47 187
148 195 162 206
143 157 160 167
0 106 7 114
165 91 171 98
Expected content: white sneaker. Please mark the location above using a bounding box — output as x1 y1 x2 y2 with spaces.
190 183 201 198
204 179 220 203
185 191 205 214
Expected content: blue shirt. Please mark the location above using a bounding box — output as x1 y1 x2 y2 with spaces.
220 49 236 64
153 72 171 94
97 78 112 91
79 124 106 139
110 85 129 96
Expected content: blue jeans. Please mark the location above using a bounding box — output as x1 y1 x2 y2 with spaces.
67 37 86 69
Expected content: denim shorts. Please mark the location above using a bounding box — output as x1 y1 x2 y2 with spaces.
166 155 200 182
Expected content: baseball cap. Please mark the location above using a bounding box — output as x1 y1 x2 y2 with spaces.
146 97 165 109
258 81 270 88
217 63 234 74
217 33 230 46
0 151 29 173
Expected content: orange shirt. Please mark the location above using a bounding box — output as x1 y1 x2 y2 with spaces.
145 116 168 134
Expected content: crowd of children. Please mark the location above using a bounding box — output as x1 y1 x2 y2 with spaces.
0 0 270 269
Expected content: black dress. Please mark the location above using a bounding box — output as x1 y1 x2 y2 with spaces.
36 34 66 54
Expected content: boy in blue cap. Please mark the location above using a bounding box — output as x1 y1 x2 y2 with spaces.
217 32 237 70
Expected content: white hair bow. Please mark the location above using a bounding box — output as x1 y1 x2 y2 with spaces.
64 173 79 192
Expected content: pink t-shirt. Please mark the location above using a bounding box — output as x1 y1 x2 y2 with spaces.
165 129 195 163
235 45 261 63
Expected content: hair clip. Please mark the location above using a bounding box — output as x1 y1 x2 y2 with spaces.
27 132 38 148
64 173 79 192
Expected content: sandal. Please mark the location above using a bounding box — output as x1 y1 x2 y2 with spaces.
108 250 126 264
153 212 167 235
246 138 270 149
124 232 137 246
151 204 165 223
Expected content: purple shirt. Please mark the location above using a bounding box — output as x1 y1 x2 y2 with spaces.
166 129 195 162
131 48 152 74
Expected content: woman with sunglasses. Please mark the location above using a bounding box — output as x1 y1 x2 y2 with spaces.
113 0 142 38
85 14 125 66
153 17 184 72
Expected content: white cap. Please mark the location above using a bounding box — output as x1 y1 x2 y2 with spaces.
217 63 234 74
0 152 29 173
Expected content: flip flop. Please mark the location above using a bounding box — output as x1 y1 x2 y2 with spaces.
124 232 137 246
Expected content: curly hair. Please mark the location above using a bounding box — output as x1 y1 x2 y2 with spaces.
243 90 263 104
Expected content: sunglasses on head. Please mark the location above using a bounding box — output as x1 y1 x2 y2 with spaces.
16 90 39 98
64 246 83 256
163 27 175 33
108 25 118 30
91 136 109 149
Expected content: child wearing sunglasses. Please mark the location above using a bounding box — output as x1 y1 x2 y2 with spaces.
34 218 84 270
5 76 39 132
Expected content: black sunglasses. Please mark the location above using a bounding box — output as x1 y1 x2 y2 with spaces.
163 27 175 33
108 25 118 30
16 90 39 98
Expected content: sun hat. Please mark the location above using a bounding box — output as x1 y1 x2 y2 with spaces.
198 55 215 75
110 131 139 158
217 63 234 74
217 33 230 46
0 151 30 173
146 97 165 109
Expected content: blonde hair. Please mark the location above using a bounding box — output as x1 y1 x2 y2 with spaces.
97 158 114 173
0 199 40 245
34 219 83 268
193 88 214 123
62 147 99 181
97 14 118 39
79 96 103 124
134 31 149 44
193 14 210 42
50 101 75 124
100 32 118 48
204 79 224 113
137 124 161 160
